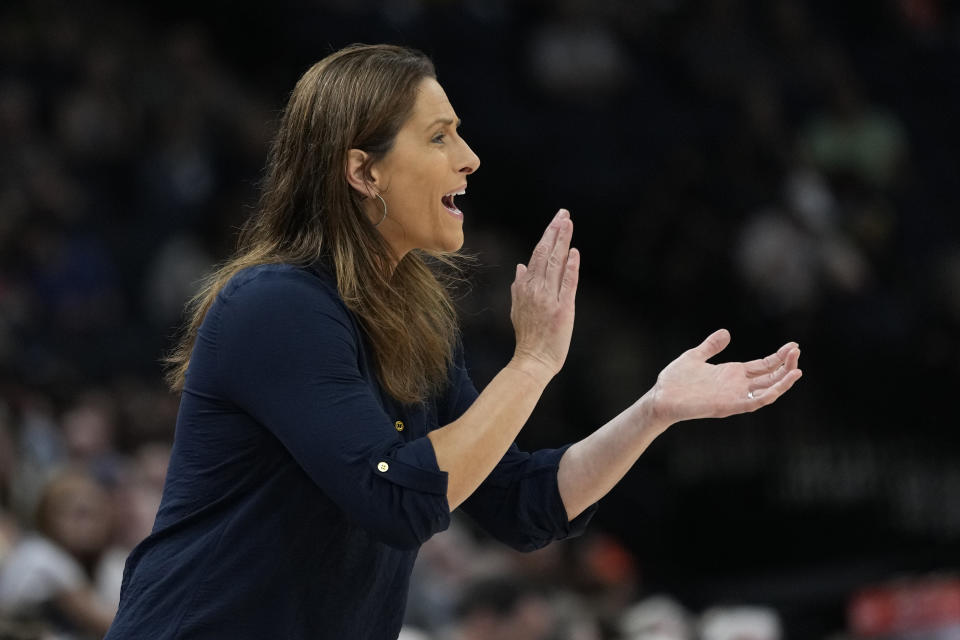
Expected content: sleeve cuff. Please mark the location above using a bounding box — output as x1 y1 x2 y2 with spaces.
508 444 599 549
564 499 599 539
368 437 449 496
537 444 598 541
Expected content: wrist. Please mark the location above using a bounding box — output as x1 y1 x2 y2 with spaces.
506 355 554 388
632 388 673 437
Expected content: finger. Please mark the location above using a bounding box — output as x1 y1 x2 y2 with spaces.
784 347 800 371
748 348 800 391
514 263 527 283
689 328 731 361
746 369 802 408
559 247 579 307
744 341 799 377
545 218 573 295
749 350 800 395
527 210 567 278
744 342 796 375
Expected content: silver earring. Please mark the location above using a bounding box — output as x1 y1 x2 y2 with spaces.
373 193 387 227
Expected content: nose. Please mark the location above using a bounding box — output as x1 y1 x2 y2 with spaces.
458 139 480 175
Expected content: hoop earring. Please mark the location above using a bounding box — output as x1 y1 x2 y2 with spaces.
373 193 388 227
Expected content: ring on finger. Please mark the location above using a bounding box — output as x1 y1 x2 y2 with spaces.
747 391 755 400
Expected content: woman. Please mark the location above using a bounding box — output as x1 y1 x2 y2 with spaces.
106 44 801 639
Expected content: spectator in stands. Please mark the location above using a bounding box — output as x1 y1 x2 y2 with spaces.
0 470 116 638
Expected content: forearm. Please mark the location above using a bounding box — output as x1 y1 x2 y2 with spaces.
557 391 671 520
428 358 550 510
430 209 577 511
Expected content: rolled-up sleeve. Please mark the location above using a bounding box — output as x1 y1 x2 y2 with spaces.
441 349 598 552
459 445 597 552
215 268 450 550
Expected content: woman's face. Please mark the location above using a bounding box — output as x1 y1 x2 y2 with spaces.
367 77 480 258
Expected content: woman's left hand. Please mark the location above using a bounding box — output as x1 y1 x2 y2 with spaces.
647 329 802 427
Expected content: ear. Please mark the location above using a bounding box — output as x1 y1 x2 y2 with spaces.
345 149 378 198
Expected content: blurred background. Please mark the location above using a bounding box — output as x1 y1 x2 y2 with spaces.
1 0 959 638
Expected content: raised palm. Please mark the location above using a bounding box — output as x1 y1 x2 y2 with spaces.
650 329 802 425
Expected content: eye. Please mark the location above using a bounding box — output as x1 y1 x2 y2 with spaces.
431 132 446 144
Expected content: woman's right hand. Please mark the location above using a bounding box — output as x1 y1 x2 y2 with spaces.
508 209 579 384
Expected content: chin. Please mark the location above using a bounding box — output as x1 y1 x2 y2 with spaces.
433 231 464 253
445 233 465 253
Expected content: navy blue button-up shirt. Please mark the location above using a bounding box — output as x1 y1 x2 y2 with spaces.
105 263 596 640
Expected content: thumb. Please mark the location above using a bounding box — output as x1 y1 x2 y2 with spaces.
691 328 731 361
516 264 527 280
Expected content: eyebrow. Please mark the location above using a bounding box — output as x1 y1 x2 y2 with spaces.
424 117 461 131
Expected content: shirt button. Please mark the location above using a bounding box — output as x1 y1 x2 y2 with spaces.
377 461 389 472
394 420 405 432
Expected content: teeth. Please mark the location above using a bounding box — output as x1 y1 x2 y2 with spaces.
445 188 466 197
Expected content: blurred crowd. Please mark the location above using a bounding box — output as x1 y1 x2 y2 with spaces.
2 0 960 638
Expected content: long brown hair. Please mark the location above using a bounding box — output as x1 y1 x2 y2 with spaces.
165 44 462 404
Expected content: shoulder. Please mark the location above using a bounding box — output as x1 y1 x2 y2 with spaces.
218 263 352 326
222 263 336 301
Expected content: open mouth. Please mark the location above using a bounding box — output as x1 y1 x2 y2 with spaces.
442 188 465 216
